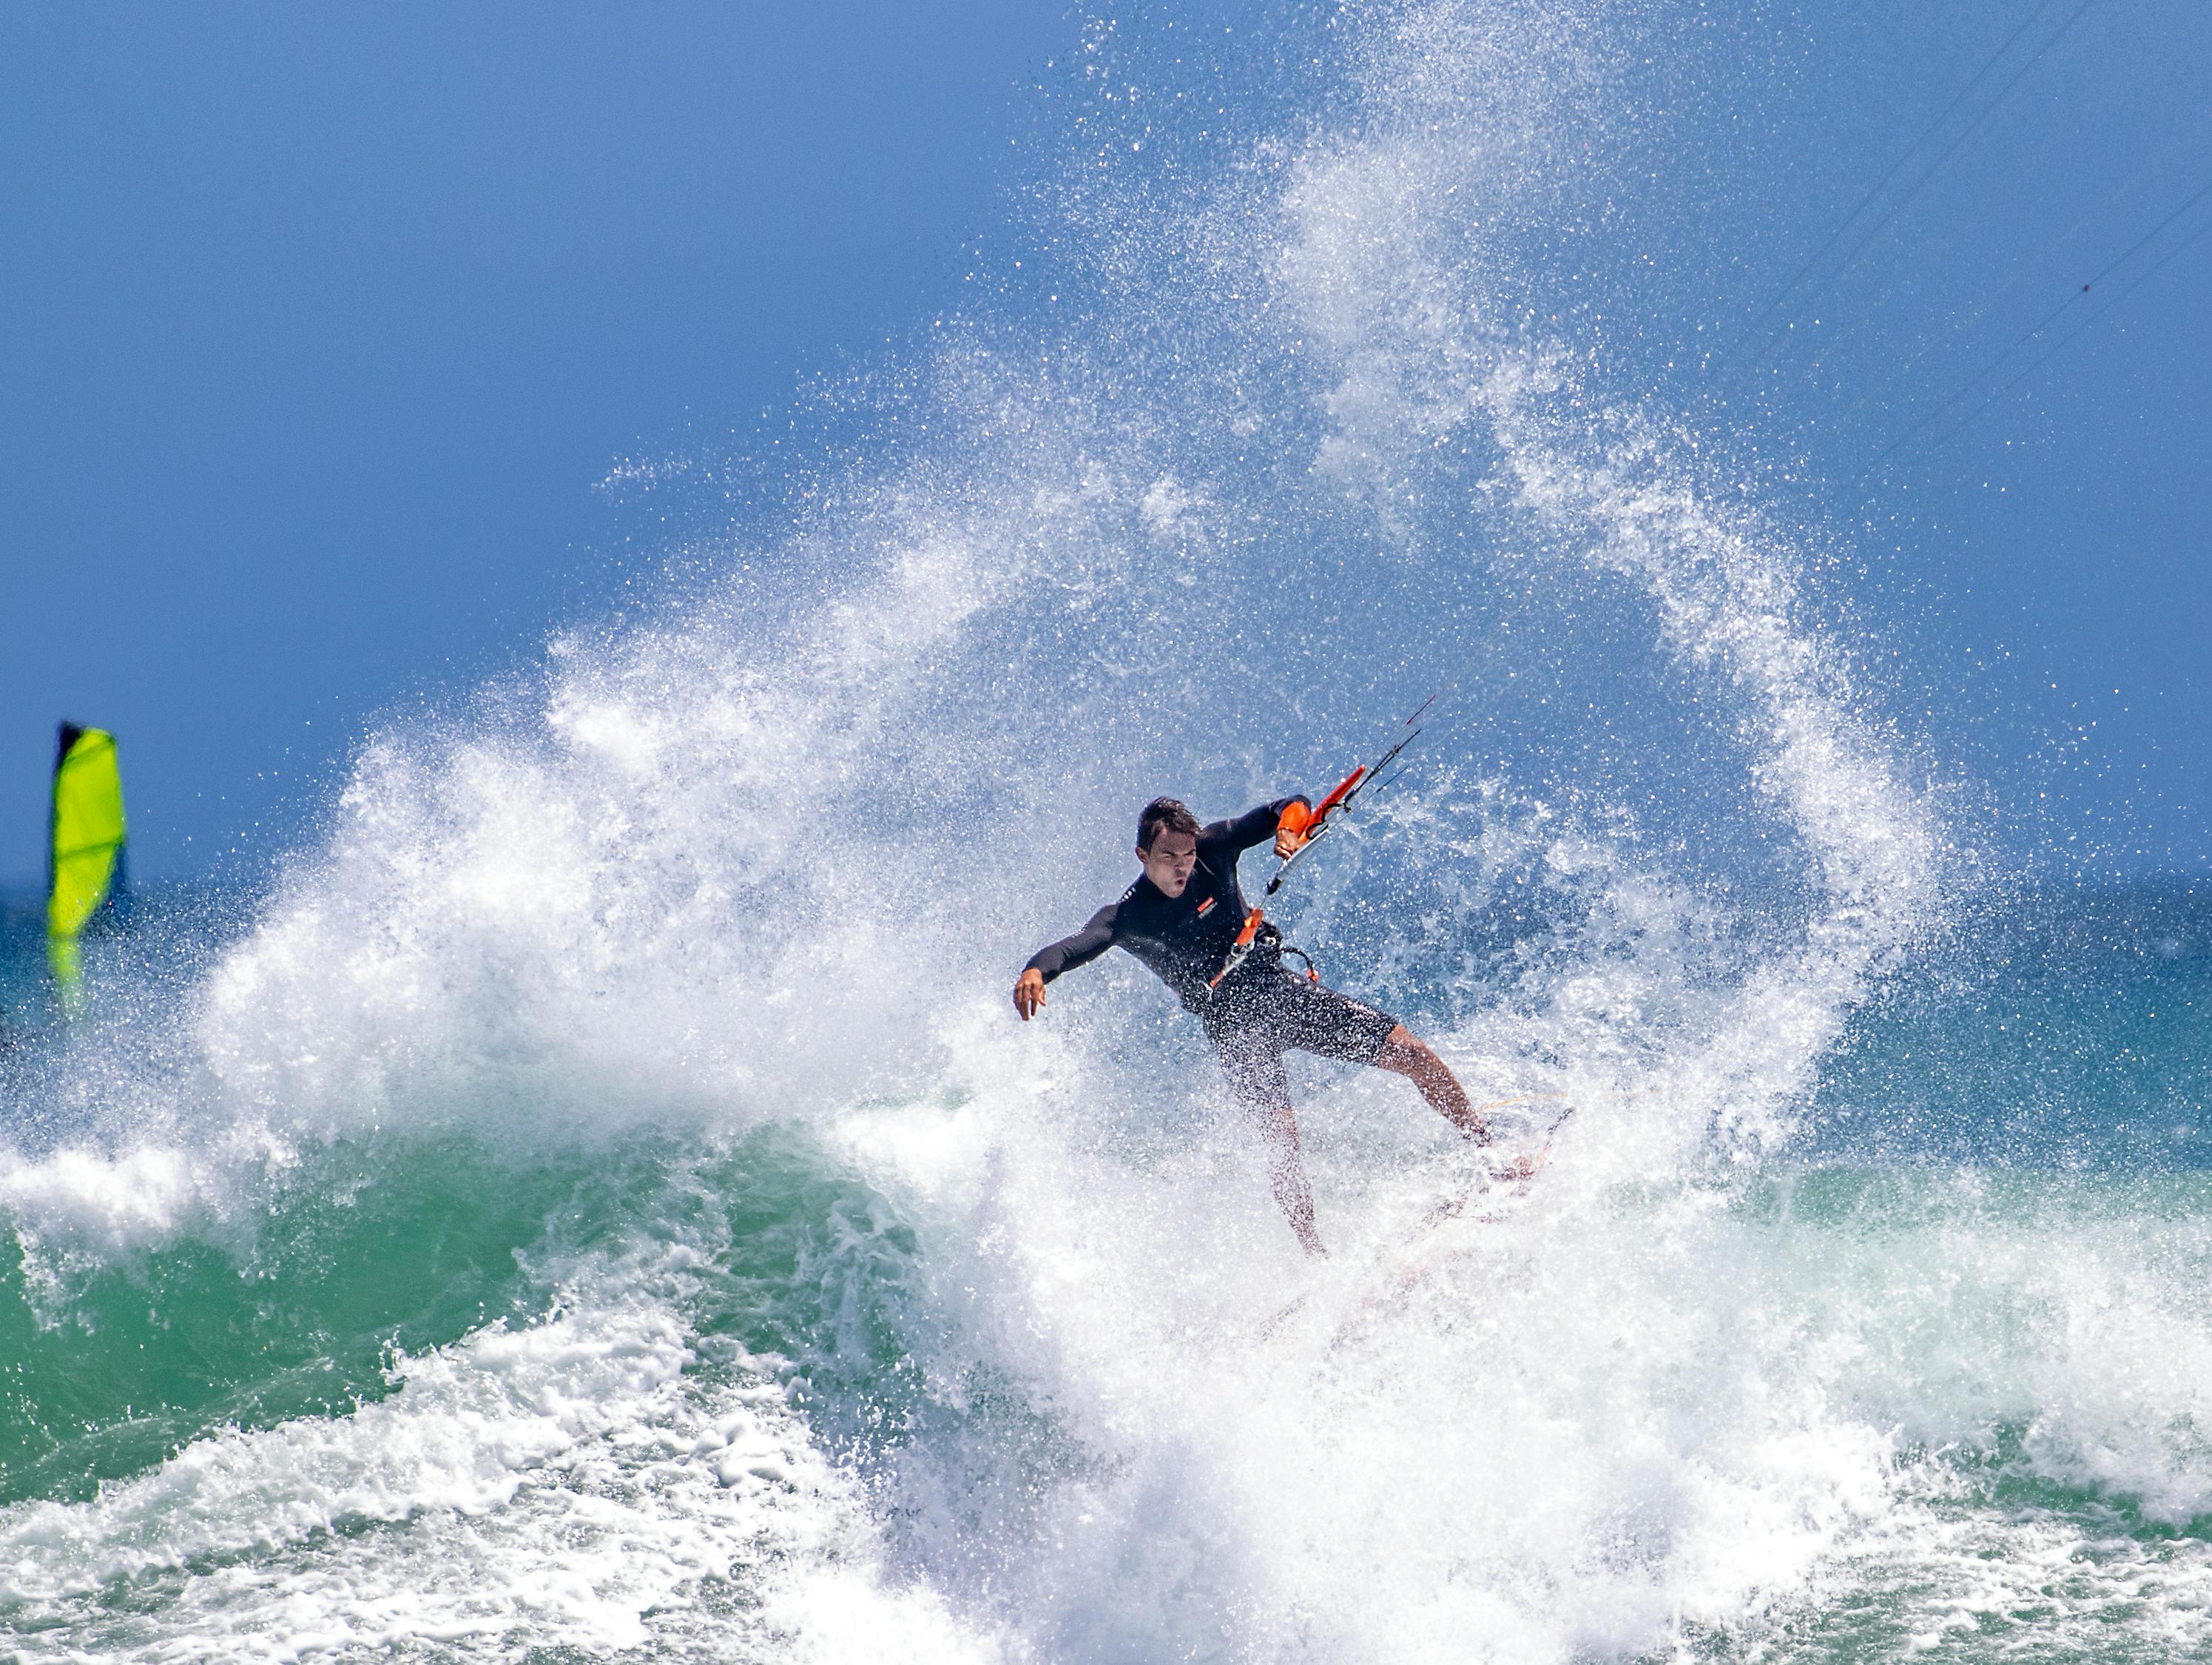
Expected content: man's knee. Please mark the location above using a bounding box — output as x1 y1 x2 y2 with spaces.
1375 1023 1432 1072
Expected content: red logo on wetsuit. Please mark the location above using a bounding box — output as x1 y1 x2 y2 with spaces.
1196 897 1215 917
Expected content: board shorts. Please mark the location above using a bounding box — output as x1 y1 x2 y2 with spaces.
1200 966 1401 1116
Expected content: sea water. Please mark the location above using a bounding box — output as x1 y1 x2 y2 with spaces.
4 3 2209 1659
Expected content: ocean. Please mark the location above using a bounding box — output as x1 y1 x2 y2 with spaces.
4 2 2210 1659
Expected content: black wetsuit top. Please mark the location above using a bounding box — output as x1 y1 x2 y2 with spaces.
1024 798 1306 1013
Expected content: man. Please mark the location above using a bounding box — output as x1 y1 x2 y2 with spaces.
1013 794 1499 1254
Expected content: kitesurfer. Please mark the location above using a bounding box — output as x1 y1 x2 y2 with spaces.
1014 796 1498 1255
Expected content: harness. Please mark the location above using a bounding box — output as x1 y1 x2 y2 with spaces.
1207 909 1321 994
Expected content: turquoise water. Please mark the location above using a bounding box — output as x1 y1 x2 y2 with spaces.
4 2 2211 1658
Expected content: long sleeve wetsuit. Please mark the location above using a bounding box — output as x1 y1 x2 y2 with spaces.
1025 798 1306 1013
1023 796 1403 1115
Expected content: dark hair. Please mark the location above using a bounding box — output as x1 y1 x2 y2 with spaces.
1136 796 1201 851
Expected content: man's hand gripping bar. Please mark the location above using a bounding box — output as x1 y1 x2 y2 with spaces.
1264 694 1435 897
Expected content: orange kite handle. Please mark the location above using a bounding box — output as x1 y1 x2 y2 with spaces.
1309 764 1367 827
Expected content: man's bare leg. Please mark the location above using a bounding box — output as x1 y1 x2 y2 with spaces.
1374 1024 1488 1142
1375 1027 1542 1177
1251 1103 1326 1256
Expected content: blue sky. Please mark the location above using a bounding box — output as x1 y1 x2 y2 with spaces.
0 2 1064 887
2 1 2208 887
1699 1 2212 877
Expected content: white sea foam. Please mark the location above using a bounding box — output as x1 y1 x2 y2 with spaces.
0 1250 1008 1664
1776 1477 2212 1661
0 1142 212 1257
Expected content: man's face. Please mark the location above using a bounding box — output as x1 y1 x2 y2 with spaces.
1138 827 1200 898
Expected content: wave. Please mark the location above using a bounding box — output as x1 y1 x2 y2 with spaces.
1 2 2205 1660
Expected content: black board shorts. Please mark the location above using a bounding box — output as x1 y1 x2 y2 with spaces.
1201 966 1401 1114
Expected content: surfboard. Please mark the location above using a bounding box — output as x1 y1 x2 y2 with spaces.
1429 1098 1574 1222
1369 1099 1573 1296
1256 1097 1574 1347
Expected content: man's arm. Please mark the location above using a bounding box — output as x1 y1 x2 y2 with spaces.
1014 904 1117 1020
1203 796 1313 858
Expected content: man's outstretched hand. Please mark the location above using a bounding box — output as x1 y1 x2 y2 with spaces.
1272 800 1315 860
1014 968 1048 1020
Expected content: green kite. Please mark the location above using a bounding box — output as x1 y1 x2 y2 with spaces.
47 722 127 1003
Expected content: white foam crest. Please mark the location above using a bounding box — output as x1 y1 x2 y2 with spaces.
838 1034 1903 1661
850 1039 2212 1661
1771 1470 2212 1660
0 1143 221 1259
1760 1172 2212 1524
0 1251 1008 1664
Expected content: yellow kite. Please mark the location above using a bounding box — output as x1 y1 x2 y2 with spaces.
47 723 127 1000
